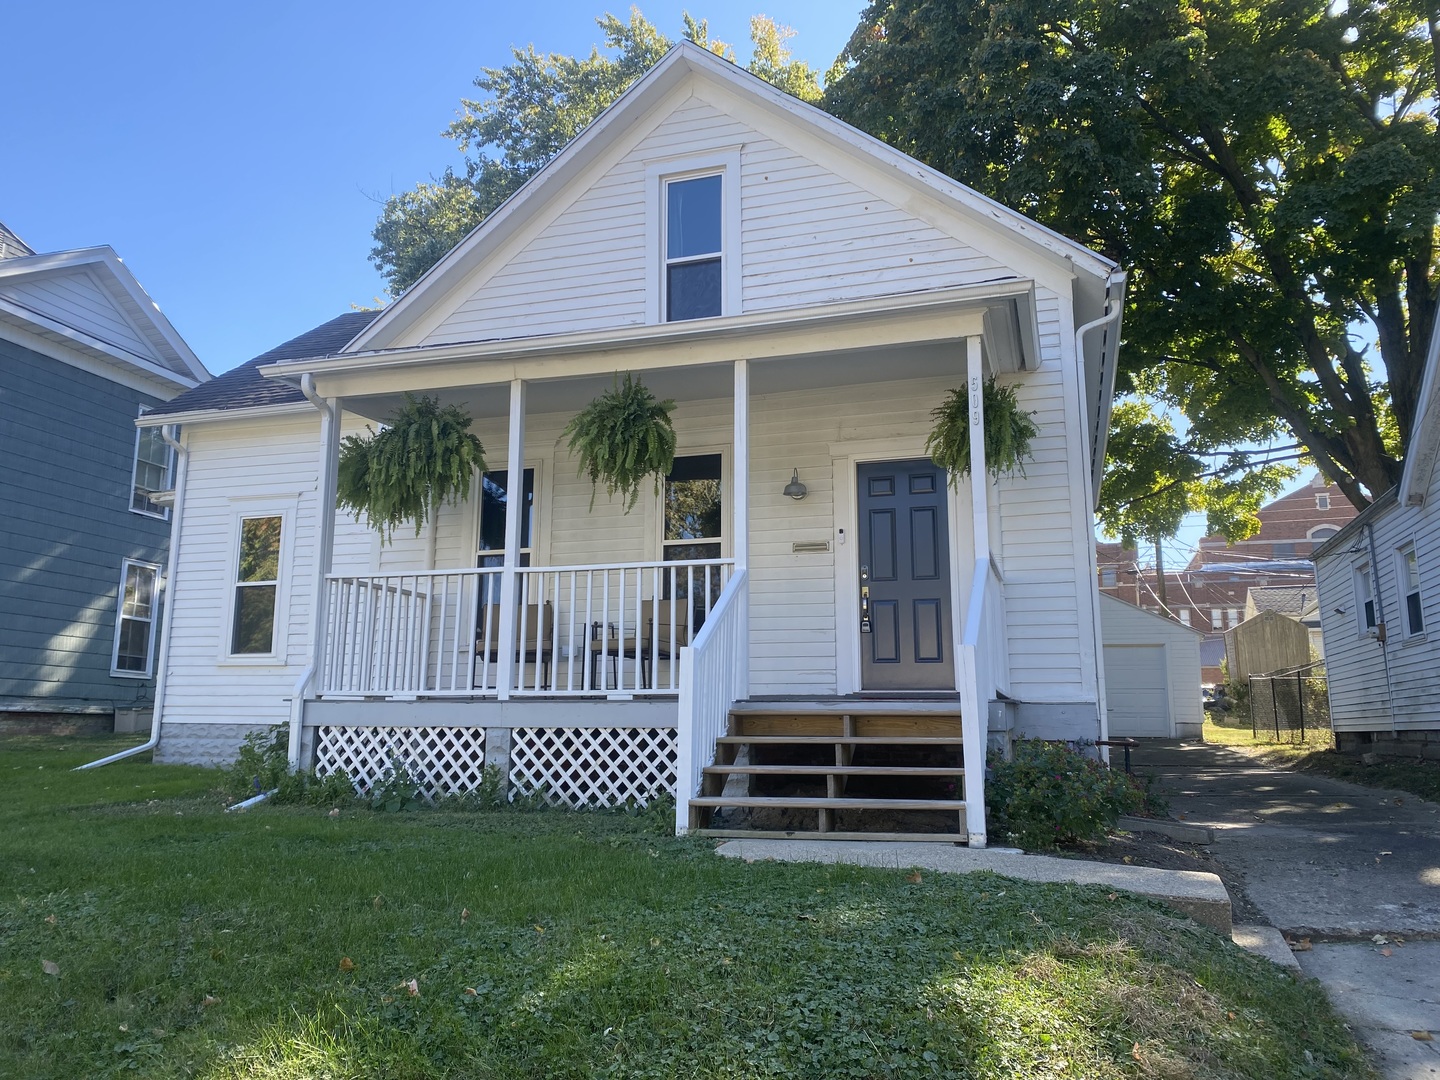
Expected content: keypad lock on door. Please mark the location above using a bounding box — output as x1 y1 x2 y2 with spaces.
860 564 872 634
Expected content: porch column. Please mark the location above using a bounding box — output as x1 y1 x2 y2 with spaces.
733 359 750 697
966 336 989 563
292 388 341 768
496 379 526 700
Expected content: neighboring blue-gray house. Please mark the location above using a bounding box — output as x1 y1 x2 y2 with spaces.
0 223 209 730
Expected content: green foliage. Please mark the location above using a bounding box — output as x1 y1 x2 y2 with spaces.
369 758 426 813
925 378 1039 484
371 11 827 294
336 393 485 543
827 0 1440 510
987 740 1146 850
561 372 677 511
222 727 357 808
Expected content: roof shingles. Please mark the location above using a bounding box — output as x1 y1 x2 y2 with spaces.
149 310 380 418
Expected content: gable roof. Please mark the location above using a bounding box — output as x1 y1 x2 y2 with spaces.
147 310 381 421
0 220 35 260
347 41 1119 356
1245 585 1316 618
1401 313 1440 506
0 245 209 389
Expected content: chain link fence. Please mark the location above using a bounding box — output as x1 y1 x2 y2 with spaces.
1249 669 1330 742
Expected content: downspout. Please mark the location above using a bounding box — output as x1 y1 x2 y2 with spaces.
1363 522 1400 733
77 424 188 770
291 374 334 769
1074 277 1125 756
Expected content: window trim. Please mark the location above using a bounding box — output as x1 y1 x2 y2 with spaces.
110 559 161 678
219 500 295 664
476 463 542 568
1396 542 1425 639
655 447 731 562
644 148 743 324
129 408 173 519
1353 561 1377 636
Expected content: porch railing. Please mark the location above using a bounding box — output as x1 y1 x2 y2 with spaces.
319 559 732 698
674 567 748 833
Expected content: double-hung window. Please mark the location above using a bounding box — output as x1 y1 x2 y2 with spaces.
1354 563 1376 634
1398 544 1424 637
663 454 724 609
231 515 283 655
664 174 723 321
112 560 159 676
130 410 173 516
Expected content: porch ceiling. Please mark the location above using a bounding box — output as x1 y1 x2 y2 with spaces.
338 339 973 422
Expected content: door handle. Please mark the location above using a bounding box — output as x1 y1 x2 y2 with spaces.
860 563 872 634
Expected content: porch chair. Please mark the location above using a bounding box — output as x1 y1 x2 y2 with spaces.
588 621 637 691
475 602 555 690
639 597 695 690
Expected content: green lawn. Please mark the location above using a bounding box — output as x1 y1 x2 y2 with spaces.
1204 716 1440 803
0 736 1374 1079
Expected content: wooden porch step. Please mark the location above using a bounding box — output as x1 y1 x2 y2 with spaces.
731 699 961 714
696 828 967 843
715 735 963 746
703 764 964 777
688 796 964 811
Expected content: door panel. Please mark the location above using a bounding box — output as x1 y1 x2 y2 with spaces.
858 460 954 690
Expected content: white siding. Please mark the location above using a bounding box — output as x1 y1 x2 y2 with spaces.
1316 475 1440 732
0 267 154 358
424 94 1008 345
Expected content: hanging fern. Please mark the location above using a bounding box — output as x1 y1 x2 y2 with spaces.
925 377 1039 485
561 373 677 512
336 393 485 542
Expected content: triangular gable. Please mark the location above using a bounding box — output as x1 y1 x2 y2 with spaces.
1401 313 1440 506
347 41 1117 356
0 246 208 391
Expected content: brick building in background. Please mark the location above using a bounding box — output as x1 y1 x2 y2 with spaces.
1098 474 1359 683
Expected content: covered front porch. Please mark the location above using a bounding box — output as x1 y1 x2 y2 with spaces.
278 286 1028 845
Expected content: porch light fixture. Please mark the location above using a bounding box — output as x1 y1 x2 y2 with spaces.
783 468 807 500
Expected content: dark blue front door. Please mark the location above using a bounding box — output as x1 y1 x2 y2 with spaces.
857 460 954 691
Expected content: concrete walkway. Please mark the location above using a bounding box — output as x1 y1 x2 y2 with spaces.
1133 740 1440 1079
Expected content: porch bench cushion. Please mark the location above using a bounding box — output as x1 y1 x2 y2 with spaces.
475 603 554 689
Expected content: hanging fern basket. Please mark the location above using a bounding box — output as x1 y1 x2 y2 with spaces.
561 372 677 512
925 377 1039 485
336 393 486 543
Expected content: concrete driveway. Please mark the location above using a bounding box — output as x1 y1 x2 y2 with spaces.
1134 740 1440 1078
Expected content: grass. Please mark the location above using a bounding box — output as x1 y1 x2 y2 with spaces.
0 735 1376 1079
1204 715 1440 803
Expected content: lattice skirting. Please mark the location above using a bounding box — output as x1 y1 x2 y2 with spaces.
314 725 487 800
509 727 677 808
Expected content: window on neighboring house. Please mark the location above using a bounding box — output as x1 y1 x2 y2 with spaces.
1100 569 1117 587
1309 526 1339 542
1316 493 1330 510
1230 607 1242 626
1354 563 1376 633
231 515 282 655
1211 608 1224 629
111 560 159 676
1399 544 1424 636
1179 609 1191 626
1272 542 1296 559
130 411 172 516
664 174 722 321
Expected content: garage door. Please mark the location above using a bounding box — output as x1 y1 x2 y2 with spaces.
1104 644 1170 737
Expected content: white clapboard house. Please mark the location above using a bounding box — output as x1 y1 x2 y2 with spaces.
134 44 1125 845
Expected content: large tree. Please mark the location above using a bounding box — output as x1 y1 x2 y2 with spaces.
371 12 822 295
825 0 1440 518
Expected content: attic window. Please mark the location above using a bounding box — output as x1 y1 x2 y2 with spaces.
664 174 722 321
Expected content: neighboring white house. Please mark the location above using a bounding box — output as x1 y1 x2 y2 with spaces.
1099 594 1203 740
1314 316 1440 756
133 43 1126 845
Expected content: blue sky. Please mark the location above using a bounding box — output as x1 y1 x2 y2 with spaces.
2 2 858 373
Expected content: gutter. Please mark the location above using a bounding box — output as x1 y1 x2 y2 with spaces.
77 425 188 770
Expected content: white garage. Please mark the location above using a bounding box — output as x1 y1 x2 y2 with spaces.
1100 594 1205 739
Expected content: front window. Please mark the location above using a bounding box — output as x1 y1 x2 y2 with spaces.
112 560 159 676
477 468 535 568
1354 563 1376 633
232 516 282 655
663 454 724 610
664 174 722 321
130 412 172 516
1399 545 1424 636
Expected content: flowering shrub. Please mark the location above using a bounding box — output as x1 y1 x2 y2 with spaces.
986 740 1145 850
